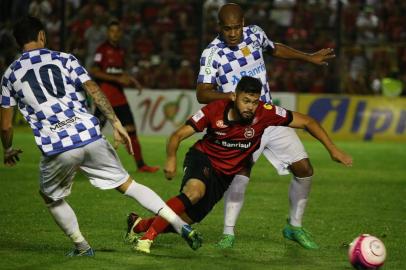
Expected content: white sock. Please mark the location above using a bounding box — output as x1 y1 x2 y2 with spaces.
157 206 187 234
47 200 89 250
124 181 186 234
223 175 250 236
288 175 312 227
124 181 166 214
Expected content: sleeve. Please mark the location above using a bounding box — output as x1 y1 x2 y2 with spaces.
197 45 220 84
250 25 275 53
67 54 92 87
1 69 17 108
185 105 211 132
262 104 293 127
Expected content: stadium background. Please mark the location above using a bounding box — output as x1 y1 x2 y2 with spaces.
0 1 405 270
1 0 405 141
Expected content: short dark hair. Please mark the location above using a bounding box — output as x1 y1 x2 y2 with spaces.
108 19 120 28
13 16 45 48
236 76 262 94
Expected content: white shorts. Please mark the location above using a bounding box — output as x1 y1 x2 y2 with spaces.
253 126 308 175
39 138 129 201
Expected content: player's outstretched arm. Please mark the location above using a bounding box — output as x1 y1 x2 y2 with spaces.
289 111 353 167
1 107 23 166
82 80 133 155
196 83 235 104
165 124 196 180
273 43 335 66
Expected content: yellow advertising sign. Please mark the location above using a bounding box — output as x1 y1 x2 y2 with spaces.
297 94 406 141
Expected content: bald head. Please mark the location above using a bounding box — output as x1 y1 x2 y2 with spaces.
218 3 244 25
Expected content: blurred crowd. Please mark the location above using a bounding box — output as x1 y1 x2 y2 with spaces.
0 0 405 95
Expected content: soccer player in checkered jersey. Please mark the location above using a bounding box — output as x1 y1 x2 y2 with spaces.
0 16 201 256
124 76 352 254
197 3 337 249
91 20 159 173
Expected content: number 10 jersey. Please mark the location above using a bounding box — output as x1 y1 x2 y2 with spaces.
1 48 101 156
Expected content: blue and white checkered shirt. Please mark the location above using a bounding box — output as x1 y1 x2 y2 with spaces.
198 25 274 103
1 48 101 156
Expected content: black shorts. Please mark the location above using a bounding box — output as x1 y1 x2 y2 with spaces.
180 148 234 223
94 103 135 128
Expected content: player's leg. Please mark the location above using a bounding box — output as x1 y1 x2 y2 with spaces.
39 148 94 256
133 179 205 253
218 136 265 248
113 104 159 172
217 166 252 248
260 126 318 249
80 138 200 252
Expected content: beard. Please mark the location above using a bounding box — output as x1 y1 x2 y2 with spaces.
235 107 254 125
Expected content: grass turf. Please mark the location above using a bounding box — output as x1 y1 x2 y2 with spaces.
0 132 405 270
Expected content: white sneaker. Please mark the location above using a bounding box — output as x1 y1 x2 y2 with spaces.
133 239 153 254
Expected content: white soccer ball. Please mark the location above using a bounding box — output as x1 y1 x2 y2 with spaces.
348 234 386 269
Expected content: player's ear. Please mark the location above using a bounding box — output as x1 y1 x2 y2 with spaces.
230 92 236 101
38 30 46 46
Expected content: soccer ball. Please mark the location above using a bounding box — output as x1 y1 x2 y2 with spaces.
348 234 386 269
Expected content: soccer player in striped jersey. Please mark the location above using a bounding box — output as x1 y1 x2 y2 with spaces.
197 3 336 249
0 16 201 256
125 76 352 254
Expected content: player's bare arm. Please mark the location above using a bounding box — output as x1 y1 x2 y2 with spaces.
196 83 235 104
273 43 335 66
82 80 133 155
288 111 353 166
0 107 23 166
164 124 196 180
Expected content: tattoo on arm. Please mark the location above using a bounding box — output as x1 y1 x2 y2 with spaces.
83 80 119 124
1 108 14 150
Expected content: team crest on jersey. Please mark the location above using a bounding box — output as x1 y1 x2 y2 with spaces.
263 103 273 110
216 120 228 128
244 127 255 138
241 46 251 57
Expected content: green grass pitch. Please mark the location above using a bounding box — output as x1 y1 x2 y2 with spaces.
0 131 405 270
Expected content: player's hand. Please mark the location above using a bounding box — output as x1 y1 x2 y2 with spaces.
164 157 177 180
130 77 143 95
3 148 23 167
330 147 353 167
308 48 335 66
112 121 134 155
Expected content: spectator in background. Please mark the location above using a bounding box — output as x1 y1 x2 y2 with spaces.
356 6 379 44
84 16 107 68
175 60 195 89
28 0 51 22
91 20 159 173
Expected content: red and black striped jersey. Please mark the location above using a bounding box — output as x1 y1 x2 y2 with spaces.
187 99 292 175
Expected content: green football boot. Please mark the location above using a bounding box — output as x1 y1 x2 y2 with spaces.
283 221 319 250
215 234 235 249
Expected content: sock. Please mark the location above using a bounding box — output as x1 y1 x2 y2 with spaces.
142 194 192 241
288 175 312 227
134 217 155 233
47 200 90 250
128 131 144 168
223 175 249 235
124 182 189 236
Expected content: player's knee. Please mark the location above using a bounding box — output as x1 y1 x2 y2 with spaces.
290 158 313 177
39 190 56 205
183 189 204 204
182 180 205 204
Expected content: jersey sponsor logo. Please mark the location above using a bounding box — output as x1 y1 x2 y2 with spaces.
106 67 123 74
244 127 255 138
252 40 261 50
205 46 219 75
192 109 204 122
275 106 287 117
263 103 273 110
231 62 266 85
215 131 227 136
216 119 228 128
50 116 81 132
214 139 252 150
241 46 251 57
